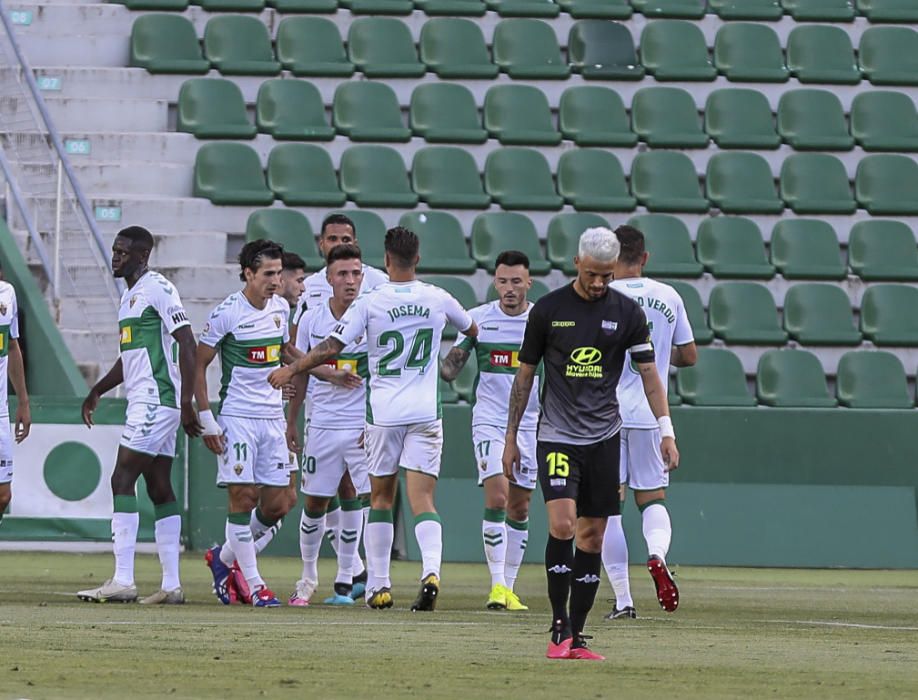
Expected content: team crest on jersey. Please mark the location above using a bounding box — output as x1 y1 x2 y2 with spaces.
479 459 488 471
0 303 7 316
202 322 210 335
601 320 618 334
129 295 138 308
273 315 282 329
233 464 243 476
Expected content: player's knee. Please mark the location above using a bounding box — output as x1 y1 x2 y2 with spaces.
260 500 289 522
338 481 357 500
576 523 605 553
145 481 176 506
0 488 11 512
484 489 508 511
370 491 395 510
110 469 136 496
549 519 576 540
507 502 529 523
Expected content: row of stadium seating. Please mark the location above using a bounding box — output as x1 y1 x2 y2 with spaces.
176 78 918 154
192 141 918 215
113 0 918 23
130 15 918 85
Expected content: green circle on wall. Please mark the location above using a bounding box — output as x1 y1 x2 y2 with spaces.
43 442 103 502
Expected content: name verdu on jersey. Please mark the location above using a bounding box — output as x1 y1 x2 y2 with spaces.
632 295 676 324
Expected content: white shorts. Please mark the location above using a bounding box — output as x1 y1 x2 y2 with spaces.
0 420 12 484
472 424 537 491
119 403 180 458
217 415 293 488
620 427 669 491
365 420 443 479
302 426 370 497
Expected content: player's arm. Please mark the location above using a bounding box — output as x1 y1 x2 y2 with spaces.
285 371 308 454
268 337 345 388
636 361 680 471
173 325 203 437
193 342 225 455
501 362 537 482
671 342 697 368
7 338 29 443
81 358 124 428
440 346 470 382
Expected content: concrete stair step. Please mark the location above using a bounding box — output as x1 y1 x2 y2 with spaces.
0 95 167 132
17 160 191 197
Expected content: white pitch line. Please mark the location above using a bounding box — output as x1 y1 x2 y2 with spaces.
0 619 520 628
759 619 918 631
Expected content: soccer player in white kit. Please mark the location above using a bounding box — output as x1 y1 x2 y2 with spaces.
602 225 697 618
79 226 201 604
269 227 477 611
440 250 540 612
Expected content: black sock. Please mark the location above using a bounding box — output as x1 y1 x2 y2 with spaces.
545 535 574 639
569 548 602 641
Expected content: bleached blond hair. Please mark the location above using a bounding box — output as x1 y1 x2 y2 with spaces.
578 227 620 263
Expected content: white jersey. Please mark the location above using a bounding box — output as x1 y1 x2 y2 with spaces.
200 292 290 419
0 282 20 418
297 299 368 429
118 271 189 408
455 301 540 432
291 264 389 327
331 280 473 427
610 277 694 428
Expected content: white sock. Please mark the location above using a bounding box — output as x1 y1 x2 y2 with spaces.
603 514 633 609
226 516 264 590
414 514 443 580
337 502 363 585
642 502 672 562
254 520 282 555
154 514 182 591
504 518 529 592
219 537 235 568
299 509 325 587
325 504 341 555
112 511 139 587
365 510 394 592
482 509 507 588
354 505 370 576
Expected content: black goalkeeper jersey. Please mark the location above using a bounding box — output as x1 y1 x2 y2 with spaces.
518 283 655 445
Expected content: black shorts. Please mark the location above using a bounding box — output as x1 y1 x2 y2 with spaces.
537 433 621 519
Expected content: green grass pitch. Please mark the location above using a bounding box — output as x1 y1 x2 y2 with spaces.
1 553 917 699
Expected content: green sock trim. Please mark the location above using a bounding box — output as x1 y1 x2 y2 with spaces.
368 508 393 524
360 494 371 508
254 507 277 528
304 508 326 520
342 498 363 512
154 501 180 520
113 495 138 513
228 511 250 525
327 496 341 512
638 499 667 514
506 517 529 531
483 507 506 523
414 511 441 526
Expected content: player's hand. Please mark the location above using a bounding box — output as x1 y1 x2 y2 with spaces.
268 366 294 389
180 401 203 438
661 437 679 472
81 390 99 429
286 421 301 454
199 409 224 455
327 369 362 390
281 382 297 402
203 433 225 455
501 438 520 483
14 402 31 443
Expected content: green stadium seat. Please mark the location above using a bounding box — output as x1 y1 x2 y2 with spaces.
710 0 783 19
268 0 337 12
203 16 280 76
333 82 411 143
836 351 912 409
266 143 345 207
556 150 637 212
859 27 918 87
411 147 491 209
255 80 334 141
631 152 709 213
399 211 477 274
130 15 209 75
855 155 918 216
714 23 789 83
193 143 273 206
696 217 776 278
708 282 788 344
779 154 856 215
195 0 264 12
663 279 714 344
547 213 609 274
484 148 563 211
857 0 918 22
415 0 487 16
451 353 478 401
486 278 551 302
704 89 781 149
177 79 256 140
327 210 387 266
339 145 419 208
422 275 478 309
409 84 487 144
848 220 918 281
675 348 756 407
347 18 426 78
632 0 705 18
558 86 637 147
786 25 860 85
631 87 708 148
777 90 855 151
770 219 846 280
639 20 717 82
484 85 561 146
781 0 855 21
629 214 703 278
556 0 632 18
668 376 682 405
568 20 644 80
245 209 325 269
419 18 498 79
851 92 918 152
340 0 413 14
493 19 571 80
756 350 837 408
705 152 784 214
471 213 552 274
275 17 353 77
782 284 861 345
487 0 560 17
